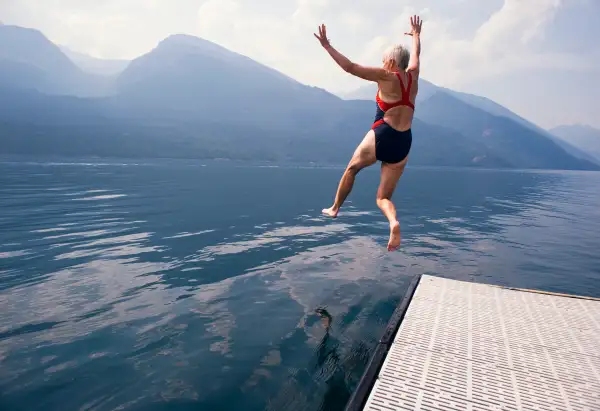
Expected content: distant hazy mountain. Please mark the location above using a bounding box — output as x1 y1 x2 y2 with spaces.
60 46 130 77
416 91 597 170
115 34 343 128
550 125 600 161
0 25 112 96
0 26 597 171
444 89 599 165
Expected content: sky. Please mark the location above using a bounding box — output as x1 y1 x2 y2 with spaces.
1 0 599 129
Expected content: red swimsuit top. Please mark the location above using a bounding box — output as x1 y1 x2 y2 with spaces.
375 71 414 111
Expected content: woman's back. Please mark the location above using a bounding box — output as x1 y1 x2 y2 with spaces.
376 70 419 132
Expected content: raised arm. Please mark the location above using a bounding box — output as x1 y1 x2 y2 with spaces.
314 24 388 82
404 15 423 73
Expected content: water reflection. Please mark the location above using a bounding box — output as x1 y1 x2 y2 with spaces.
0 160 599 411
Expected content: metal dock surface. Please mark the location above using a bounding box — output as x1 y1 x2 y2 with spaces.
347 275 600 411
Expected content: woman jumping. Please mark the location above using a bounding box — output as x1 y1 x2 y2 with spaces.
314 15 423 251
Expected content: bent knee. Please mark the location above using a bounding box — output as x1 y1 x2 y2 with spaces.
347 161 364 175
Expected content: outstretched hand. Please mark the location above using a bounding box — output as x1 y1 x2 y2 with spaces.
404 15 423 36
314 24 331 48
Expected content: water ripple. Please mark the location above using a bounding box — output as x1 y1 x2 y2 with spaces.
0 161 599 411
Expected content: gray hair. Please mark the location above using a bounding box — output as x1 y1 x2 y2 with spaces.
382 44 410 70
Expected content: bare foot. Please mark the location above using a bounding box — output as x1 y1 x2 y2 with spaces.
387 221 401 251
322 207 338 218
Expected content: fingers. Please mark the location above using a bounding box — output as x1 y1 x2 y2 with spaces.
408 15 423 31
317 23 326 37
314 23 330 45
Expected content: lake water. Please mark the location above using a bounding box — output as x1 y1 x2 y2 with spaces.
1 158 599 411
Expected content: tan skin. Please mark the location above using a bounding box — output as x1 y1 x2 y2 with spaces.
314 16 422 251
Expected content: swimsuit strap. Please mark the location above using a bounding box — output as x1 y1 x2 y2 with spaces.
395 71 412 105
375 71 415 111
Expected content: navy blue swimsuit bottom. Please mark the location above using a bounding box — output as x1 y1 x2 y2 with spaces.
372 119 412 164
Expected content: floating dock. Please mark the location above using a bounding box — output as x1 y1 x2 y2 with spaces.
346 274 600 411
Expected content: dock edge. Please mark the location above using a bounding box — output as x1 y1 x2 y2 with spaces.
344 273 423 411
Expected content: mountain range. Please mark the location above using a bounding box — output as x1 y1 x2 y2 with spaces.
0 23 598 171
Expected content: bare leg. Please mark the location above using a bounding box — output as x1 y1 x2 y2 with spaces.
376 157 408 251
322 130 377 218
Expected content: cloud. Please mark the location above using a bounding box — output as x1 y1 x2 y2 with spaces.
195 0 345 87
190 0 596 91
339 11 369 33
361 0 571 86
474 0 561 48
